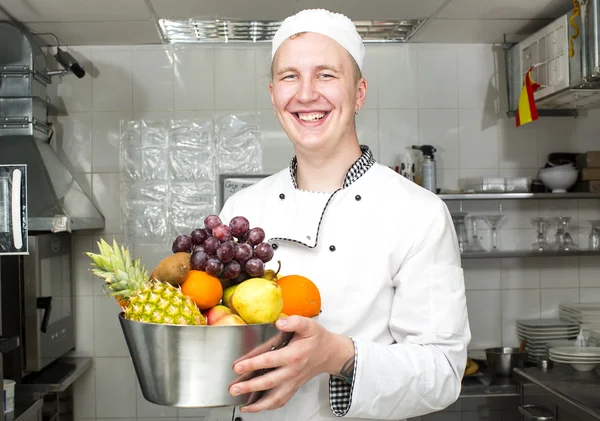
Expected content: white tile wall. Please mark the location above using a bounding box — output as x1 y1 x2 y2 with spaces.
48 42 600 420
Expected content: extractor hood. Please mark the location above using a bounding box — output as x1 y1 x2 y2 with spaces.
0 21 105 232
507 0 600 110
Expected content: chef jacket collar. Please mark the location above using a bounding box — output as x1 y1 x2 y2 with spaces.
288 144 376 190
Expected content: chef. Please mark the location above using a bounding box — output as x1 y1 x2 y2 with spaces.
208 8 471 421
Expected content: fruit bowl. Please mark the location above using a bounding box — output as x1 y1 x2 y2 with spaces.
118 312 291 408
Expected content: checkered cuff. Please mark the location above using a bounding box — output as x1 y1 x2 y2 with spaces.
329 338 358 417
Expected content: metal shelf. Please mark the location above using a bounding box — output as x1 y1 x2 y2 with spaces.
6 397 43 421
461 250 600 259
439 192 600 201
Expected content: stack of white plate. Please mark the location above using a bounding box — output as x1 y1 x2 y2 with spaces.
559 303 600 331
588 330 600 347
517 318 579 362
549 346 600 371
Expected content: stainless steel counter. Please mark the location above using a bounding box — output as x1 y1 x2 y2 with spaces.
514 365 600 421
5 397 43 421
460 366 521 398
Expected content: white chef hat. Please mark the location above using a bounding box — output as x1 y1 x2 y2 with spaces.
271 9 366 72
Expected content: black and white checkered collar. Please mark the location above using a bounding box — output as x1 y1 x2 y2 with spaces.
288 145 376 189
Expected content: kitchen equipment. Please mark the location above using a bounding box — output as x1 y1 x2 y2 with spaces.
548 346 600 372
536 358 554 372
451 212 469 253
531 217 552 251
1 232 74 381
0 165 27 255
485 347 528 376
465 216 486 252
587 220 600 250
481 215 506 252
517 318 579 363
0 22 104 232
411 145 436 193
507 0 600 111
118 312 292 408
559 302 600 332
539 165 578 193
550 217 578 251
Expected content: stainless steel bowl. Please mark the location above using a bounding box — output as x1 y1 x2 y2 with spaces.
485 347 528 376
118 312 291 408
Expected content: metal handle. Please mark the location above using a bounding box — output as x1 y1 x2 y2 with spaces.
37 296 53 333
519 405 555 421
0 335 20 354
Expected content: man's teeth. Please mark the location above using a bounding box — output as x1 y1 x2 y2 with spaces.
298 112 325 122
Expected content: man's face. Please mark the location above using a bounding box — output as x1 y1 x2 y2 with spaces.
269 32 367 154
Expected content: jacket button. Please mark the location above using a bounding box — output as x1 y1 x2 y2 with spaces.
272 243 279 250
329 245 336 251
355 194 362 201
279 193 285 199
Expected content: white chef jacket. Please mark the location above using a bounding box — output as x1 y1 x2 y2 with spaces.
208 150 471 421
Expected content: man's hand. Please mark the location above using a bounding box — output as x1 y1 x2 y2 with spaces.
228 315 355 413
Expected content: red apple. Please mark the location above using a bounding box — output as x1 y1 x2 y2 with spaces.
205 305 232 325
211 314 247 326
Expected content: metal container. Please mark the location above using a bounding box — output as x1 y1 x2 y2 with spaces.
118 312 291 408
485 347 528 376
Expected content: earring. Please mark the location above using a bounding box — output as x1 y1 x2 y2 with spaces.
355 109 359 115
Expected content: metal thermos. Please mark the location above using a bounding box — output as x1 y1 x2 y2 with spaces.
412 145 437 193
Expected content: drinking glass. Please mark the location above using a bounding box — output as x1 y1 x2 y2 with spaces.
465 216 487 252
531 217 551 251
481 215 506 252
589 220 600 250
451 212 469 253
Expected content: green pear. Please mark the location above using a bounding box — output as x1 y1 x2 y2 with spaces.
231 278 283 324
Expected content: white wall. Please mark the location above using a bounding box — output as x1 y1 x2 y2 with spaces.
48 42 600 421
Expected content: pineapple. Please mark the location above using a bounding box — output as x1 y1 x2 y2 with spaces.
87 239 205 325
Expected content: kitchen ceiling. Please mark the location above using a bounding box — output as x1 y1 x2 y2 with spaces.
0 0 575 46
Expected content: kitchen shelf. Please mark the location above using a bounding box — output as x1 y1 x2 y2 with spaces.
439 192 600 201
461 250 600 259
19 357 92 394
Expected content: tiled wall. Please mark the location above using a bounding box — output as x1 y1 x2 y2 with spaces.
47 42 600 421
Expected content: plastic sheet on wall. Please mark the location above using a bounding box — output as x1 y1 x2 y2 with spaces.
119 114 263 248
216 113 263 174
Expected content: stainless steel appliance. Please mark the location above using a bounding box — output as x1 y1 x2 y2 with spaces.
1 232 74 381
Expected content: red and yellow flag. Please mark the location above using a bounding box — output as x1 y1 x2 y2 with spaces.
515 66 541 127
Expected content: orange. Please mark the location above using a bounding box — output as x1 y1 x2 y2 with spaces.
181 270 223 310
276 275 321 318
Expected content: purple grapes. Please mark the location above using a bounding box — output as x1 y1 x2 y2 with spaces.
245 258 264 277
254 242 274 263
172 235 192 253
246 227 265 246
216 241 235 263
234 243 253 263
203 237 220 255
229 216 250 238
192 245 204 253
190 228 209 246
205 258 224 277
212 224 232 242
204 215 222 230
190 250 210 271
221 260 241 280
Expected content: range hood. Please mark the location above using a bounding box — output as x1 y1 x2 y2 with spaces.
508 0 600 110
0 22 105 232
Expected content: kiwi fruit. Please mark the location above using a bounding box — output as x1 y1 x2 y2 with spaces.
151 252 191 285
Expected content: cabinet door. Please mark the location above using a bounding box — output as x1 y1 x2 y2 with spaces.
520 384 557 421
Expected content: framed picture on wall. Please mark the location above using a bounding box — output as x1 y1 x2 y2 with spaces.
218 174 271 212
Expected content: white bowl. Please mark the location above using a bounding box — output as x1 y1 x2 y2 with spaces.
539 166 578 193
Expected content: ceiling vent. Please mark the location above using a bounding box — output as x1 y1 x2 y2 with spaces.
158 18 426 44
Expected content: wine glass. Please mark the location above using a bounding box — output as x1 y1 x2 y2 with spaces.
552 216 578 251
481 215 506 252
588 220 600 250
451 212 469 253
465 216 487 252
531 217 551 251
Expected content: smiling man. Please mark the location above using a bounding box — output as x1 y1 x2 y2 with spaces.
207 8 471 421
